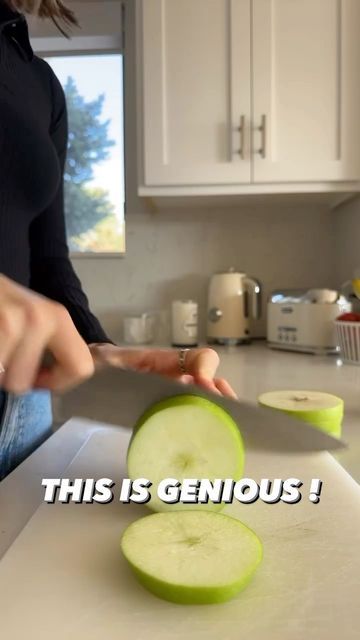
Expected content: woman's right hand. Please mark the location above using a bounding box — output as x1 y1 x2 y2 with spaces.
0 275 94 393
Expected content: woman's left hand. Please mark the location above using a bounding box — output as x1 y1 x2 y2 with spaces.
88 344 237 398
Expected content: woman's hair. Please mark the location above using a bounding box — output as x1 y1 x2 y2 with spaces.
7 1 78 31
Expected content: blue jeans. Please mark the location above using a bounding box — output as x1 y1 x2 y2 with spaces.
0 389 53 481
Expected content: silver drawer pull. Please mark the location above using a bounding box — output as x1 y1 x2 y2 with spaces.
257 114 266 158
237 114 245 158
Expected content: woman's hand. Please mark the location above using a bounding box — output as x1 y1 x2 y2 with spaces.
0 275 94 393
88 343 237 398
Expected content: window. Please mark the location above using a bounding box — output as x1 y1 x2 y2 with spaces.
46 54 125 254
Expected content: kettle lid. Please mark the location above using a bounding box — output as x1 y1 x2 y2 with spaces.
215 267 245 275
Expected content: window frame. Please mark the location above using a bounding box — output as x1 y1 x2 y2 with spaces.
30 4 126 258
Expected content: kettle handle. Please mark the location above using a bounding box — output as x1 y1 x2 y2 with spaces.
244 277 261 319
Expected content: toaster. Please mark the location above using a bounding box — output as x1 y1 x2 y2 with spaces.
267 289 352 354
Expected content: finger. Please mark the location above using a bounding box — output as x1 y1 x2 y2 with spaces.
214 377 238 399
0 278 93 392
119 347 220 380
0 302 26 381
192 376 222 395
186 348 220 381
35 349 94 391
176 374 194 385
3 332 49 394
1 298 56 393
99 347 221 383
105 348 185 377
100 347 158 371
34 305 94 391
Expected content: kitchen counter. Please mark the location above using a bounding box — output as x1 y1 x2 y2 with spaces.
0 342 360 639
214 342 360 483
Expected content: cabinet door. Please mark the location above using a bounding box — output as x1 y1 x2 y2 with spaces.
139 0 251 186
252 0 360 183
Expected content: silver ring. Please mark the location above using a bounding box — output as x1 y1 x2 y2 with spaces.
0 362 5 374
178 348 190 374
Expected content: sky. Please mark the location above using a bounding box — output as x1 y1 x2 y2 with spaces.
46 54 125 223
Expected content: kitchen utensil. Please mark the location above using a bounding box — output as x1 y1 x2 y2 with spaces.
0 423 358 640
267 288 352 354
207 268 261 345
123 313 155 345
56 366 346 452
171 300 198 347
335 320 360 365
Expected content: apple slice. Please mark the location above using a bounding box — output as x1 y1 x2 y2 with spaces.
258 390 344 438
127 395 244 512
121 511 262 604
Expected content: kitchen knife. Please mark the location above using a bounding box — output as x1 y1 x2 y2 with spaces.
55 366 347 453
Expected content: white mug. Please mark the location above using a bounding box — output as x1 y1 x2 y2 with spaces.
123 313 155 345
171 300 198 347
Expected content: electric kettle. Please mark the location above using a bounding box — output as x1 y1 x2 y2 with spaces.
207 268 261 345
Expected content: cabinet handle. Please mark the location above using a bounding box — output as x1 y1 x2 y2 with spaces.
237 115 246 159
257 114 266 158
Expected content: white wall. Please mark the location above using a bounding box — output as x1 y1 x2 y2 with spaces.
28 1 122 37
333 196 360 288
72 204 335 343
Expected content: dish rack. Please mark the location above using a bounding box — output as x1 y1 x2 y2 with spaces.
335 321 360 365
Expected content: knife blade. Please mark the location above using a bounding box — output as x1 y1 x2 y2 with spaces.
55 366 347 453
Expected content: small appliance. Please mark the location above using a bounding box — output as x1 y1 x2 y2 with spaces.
207 269 261 345
267 289 352 354
171 300 198 347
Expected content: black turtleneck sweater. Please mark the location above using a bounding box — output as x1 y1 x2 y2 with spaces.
0 4 111 344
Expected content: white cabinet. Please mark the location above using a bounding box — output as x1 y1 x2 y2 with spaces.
252 0 360 183
136 0 360 193
139 0 251 186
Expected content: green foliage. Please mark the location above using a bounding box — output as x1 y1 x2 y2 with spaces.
63 77 116 243
72 216 125 253
65 185 115 250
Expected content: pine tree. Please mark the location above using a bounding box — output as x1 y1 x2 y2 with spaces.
63 77 116 245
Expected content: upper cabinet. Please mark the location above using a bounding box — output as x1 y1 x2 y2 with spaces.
139 0 251 186
135 0 360 195
252 0 360 183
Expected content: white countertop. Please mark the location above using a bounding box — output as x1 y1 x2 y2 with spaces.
214 342 360 483
1 341 359 559
1 422 360 640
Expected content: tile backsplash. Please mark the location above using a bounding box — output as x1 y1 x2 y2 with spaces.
72 203 335 344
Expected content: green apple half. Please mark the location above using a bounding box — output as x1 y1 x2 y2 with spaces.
258 390 344 438
127 395 244 512
121 511 262 604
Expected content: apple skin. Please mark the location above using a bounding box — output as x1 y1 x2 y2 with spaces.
128 394 244 451
258 391 344 438
121 512 263 605
127 562 257 605
127 394 245 512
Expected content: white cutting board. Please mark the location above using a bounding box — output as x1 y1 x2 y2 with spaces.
0 424 359 640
